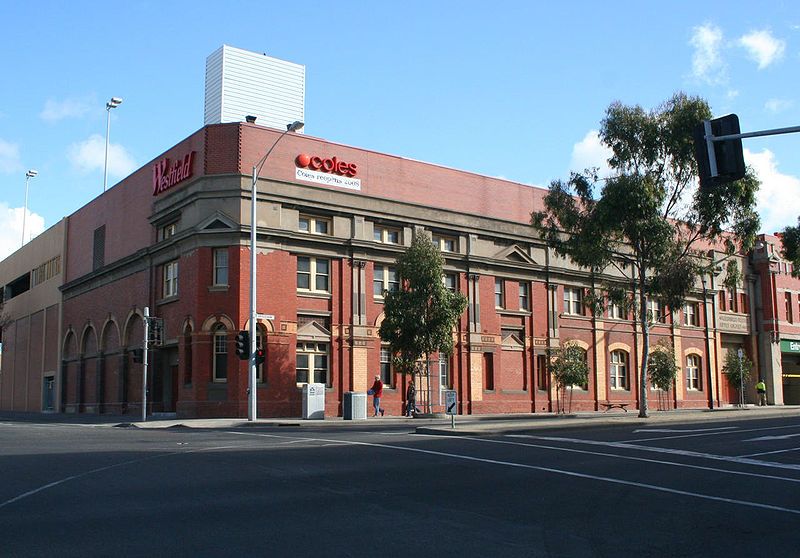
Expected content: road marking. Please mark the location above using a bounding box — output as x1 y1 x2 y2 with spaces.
738 447 800 458
622 422 800 443
226 431 800 516
519 435 800 471
744 433 800 442
632 427 737 434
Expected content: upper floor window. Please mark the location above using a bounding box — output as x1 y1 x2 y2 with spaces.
297 256 330 293
160 222 177 241
494 278 505 308
432 234 456 253
683 302 698 326
443 273 457 292
609 300 624 320
374 225 401 244
374 265 400 297
647 298 666 323
213 248 228 286
786 292 794 323
163 260 179 298
519 282 529 311
299 215 331 235
563 287 583 316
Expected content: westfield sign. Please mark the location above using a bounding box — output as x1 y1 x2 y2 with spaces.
152 152 195 196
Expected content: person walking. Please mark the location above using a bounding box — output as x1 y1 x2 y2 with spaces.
756 378 767 406
370 375 385 417
405 379 417 417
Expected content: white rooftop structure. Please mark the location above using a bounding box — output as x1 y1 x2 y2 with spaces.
204 45 305 131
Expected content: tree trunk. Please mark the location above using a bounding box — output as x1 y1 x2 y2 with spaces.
638 269 650 418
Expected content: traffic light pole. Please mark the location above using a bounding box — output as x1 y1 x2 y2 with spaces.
142 306 149 423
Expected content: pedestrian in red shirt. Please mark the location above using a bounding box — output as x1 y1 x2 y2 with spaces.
369 375 385 417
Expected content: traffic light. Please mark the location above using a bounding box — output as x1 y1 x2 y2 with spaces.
132 348 144 363
235 330 250 360
254 348 265 366
693 114 746 188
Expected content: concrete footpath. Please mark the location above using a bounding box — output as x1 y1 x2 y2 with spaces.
1 405 798 436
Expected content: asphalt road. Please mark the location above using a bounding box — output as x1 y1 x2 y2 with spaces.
1 414 798 557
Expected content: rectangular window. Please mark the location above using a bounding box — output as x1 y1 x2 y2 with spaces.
296 342 330 386
740 293 749 315
728 289 737 312
519 281 529 310
609 301 624 320
433 234 456 252
439 357 450 390
494 278 505 308
686 355 701 390
443 273 457 292
373 265 399 297
297 256 330 293
719 292 727 312
213 248 228 286
160 222 177 241
563 287 583 316
647 298 665 323
299 215 331 235
536 354 548 391
786 292 793 323
374 225 401 244
609 351 628 390
483 352 494 391
163 260 179 298
92 225 105 271
213 329 228 382
380 347 393 386
683 302 698 326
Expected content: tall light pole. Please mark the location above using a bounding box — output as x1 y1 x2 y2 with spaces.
22 169 38 247
249 120 304 421
103 97 123 192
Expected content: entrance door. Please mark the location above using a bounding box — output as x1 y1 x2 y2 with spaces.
43 375 55 411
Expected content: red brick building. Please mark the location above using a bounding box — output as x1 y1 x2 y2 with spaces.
2 121 797 417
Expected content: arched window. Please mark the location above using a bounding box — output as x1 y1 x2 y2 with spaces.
609 350 628 390
686 354 701 390
212 324 228 383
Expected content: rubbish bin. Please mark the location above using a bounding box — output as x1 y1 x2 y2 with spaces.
302 383 326 419
343 391 367 420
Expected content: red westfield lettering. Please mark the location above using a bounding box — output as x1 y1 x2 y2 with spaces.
296 153 357 177
152 152 195 196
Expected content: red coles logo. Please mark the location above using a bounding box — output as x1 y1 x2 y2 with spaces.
296 153 358 177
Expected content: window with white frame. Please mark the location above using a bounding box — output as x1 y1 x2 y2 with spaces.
647 298 666 323
609 350 628 390
373 265 400 297
609 300 624 319
212 325 228 382
374 225 401 244
494 278 505 308
519 281 529 310
439 357 450 390
432 234 456 252
380 346 393 386
213 248 228 286
297 257 330 292
160 222 177 241
563 287 583 315
443 273 457 292
686 354 701 390
296 342 329 386
163 260 179 298
298 215 331 235
683 302 698 326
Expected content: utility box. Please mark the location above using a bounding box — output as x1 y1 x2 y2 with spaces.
302 383 326 420
343 392 367 420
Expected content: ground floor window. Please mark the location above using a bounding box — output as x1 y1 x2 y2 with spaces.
439 357 450 390
609 350 628 390
380 346 393 386
296 342 329 386
212 325 227 382
686 354 701 390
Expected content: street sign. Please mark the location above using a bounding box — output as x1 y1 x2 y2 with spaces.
444 390 457 415
256 313 275 321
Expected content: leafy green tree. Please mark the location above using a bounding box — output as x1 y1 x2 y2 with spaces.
379 231 468 413
532 93 760 418
781 220 800 275
648 342 679 410
722 349 753 407
549 341 589 414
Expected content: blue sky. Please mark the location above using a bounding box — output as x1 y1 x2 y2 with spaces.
1 0 798 259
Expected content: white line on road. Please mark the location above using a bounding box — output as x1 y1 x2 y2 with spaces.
744 433 800 442
621 422 800 443
226 431 800 516
738 447 800 458
632 427 738 434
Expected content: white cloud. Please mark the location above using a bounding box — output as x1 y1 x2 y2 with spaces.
726 90 739 100
570 130 613 178
39 96 94 123
765 98 793 113
739 30 785 69
0 203 46 260
746 148 800 234
0 138 23 174
67 134 136 179
690 23 726 84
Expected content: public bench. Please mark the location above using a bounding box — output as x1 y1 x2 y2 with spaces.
600 402 629 412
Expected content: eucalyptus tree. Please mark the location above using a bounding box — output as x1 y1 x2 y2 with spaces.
533 93 759 417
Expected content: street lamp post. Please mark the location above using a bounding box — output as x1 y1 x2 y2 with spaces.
103 97 123 192
22 169 38 247
248 120 304 421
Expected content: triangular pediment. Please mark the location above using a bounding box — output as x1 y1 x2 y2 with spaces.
501 330 524 350
494 244 537 265
297 321 331 341
198 212 237 231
